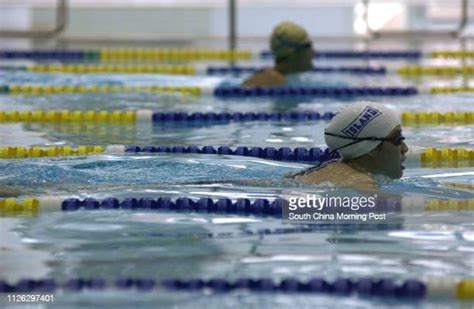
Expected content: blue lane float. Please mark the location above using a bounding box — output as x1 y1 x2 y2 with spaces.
207 66 386 75
61 197 285 217
59 196 401 216
0 50 95 61
0 49 421 61
124 145 339 163
0 277 427 299
213 87 418 98
151 111 335 123
1 65 385 76
260 50 422 59
161 277 426 298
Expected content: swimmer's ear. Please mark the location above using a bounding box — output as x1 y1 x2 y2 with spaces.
366 144 383 157
366 150 377 158
375 142 384 153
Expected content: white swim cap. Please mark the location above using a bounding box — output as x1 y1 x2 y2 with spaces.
324 101 400 159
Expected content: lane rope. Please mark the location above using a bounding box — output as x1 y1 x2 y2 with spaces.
1 196 472 214
0 145 104 158
260 50 422 59
431 87 474 94
398 66 474 76
0 110 334 124
27 64 196 75
0 277 472 300
0 49 252 61
0 110 471 126
213 86 418 98
1 85 201 95
2 64 386 75
207 65 386 75
1 196 473 219
0 49 421 61
401 111 474 126
0 85 418 97
0 145 472 168
431 51 474 59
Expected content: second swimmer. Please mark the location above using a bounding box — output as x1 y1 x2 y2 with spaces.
290 101 409 190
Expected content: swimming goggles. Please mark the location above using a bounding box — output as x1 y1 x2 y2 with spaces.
274 40 313 62
324 132 405 153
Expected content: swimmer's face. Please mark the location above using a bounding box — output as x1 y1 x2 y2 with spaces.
373 125 409 179
295 44 313 72
281 43 313 73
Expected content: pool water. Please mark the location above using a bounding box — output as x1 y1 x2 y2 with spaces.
0 64 473 308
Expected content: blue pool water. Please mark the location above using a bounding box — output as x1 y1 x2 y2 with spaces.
0 67 473 308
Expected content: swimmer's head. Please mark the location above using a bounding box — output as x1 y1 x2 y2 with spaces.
270 21 313 72
324 101 409 179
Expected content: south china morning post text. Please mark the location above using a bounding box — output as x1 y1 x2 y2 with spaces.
282 194 400 224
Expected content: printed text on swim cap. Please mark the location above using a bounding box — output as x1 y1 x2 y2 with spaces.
341 106 382 138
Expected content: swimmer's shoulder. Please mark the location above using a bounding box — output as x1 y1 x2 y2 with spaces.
242 68 286 87
293 162 377 190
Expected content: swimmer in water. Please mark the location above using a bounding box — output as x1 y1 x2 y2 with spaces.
243 21 313 87
290 101 409 189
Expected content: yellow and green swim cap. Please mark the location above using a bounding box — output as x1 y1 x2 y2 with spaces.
270 21 312 61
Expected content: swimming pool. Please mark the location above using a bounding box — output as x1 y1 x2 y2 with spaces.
0 56 473 308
